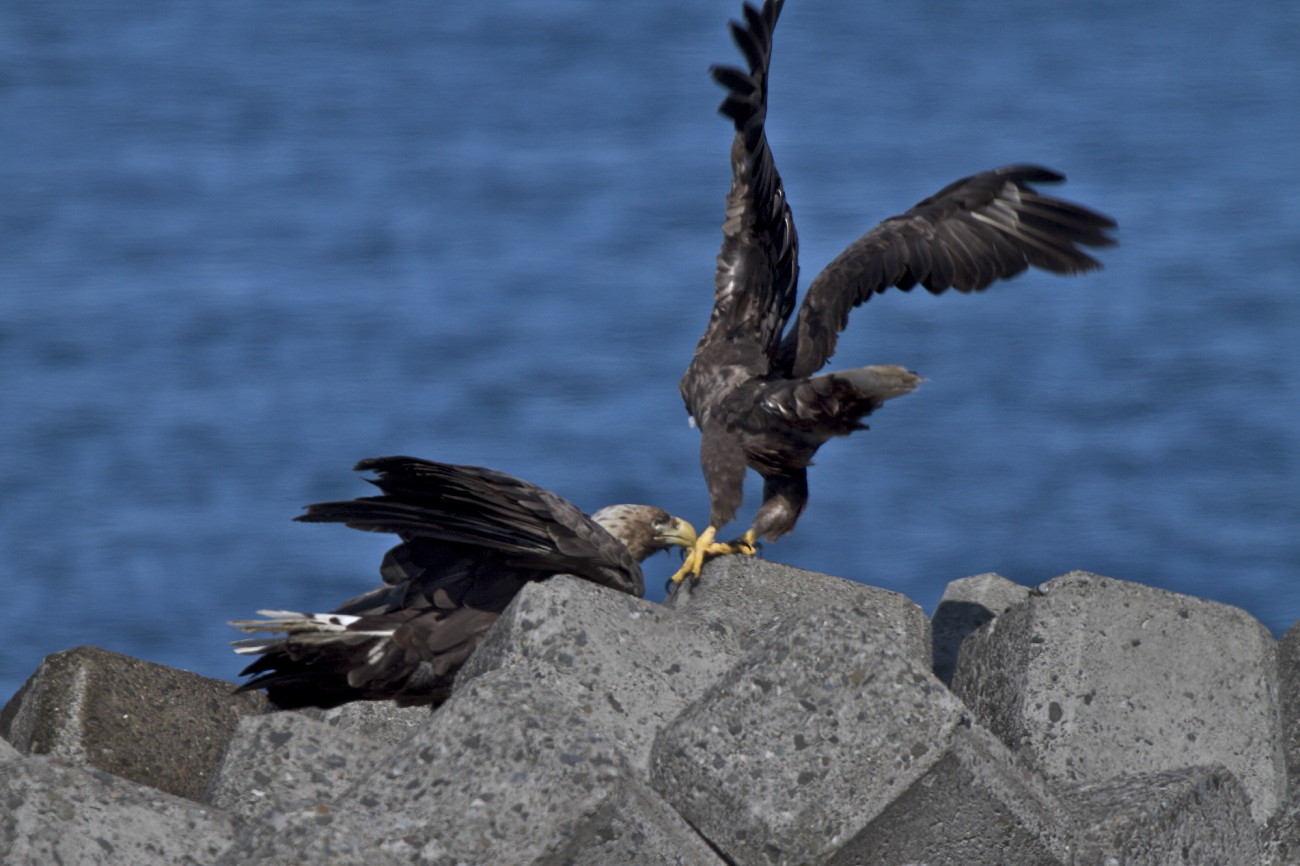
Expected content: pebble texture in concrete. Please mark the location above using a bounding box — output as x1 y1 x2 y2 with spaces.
292 700 433 747
931 571 1031 685
1 562 1294 865
665 554 933 668
1278 619 1300 785
0 645 267 800
1063 765 1260 866
456 575 744 771
216 669 725 866
951 570 1284 824
651 605 1070 866
0 755 235 865
202 712 387 828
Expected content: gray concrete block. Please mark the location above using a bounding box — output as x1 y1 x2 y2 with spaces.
1263 795 1300 866
0 754 235 865
651 605 1071 866
1277 618 1300 788
219 669 724 866
1063 765 1260 866
667 554 933 669
826 723 1071 866
203 712 387 828
931 572 1031 684
291 700 433 747
951 570 1284 824
455 575 739 771
0 646 268 801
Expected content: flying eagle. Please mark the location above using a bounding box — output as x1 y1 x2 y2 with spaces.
232 456 696 708
670 0 1117 584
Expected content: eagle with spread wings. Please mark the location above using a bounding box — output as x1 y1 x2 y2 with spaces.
671 0 1117 584
232 456 695 708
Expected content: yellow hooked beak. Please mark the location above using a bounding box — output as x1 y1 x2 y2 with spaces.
655 516 698 552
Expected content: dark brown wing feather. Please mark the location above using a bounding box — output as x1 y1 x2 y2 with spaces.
298 456 644 596
775 165 1117 378
235 457 655 708
687 0 795 385
235 604 501 709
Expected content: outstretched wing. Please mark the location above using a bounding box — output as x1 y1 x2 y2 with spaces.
297 456 644 596
775 165 1117 378
689 0 797 375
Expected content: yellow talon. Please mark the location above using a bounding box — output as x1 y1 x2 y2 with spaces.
668 527 759 586
669 525 718 585
704 528 757 557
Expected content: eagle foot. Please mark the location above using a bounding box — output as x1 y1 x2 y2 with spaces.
706 529 758 557
666 527 758 589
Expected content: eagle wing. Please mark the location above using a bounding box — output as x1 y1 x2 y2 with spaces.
233 457 677 707
687 0 797 385
297 456 645 597
774 165 1118 379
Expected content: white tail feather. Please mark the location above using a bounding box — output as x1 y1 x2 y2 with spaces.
228 610 395 653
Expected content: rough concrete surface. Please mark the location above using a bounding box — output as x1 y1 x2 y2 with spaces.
1063 764 1260 865
0 561 1292 864
0 755 234 865
826 722 1072 866
951 570 1284 824
651 604 1070 866
931 571 1032 685
216 669 724 866
665 554 933 668
456 575 741 771
292 699 433 747
1278 619 1300 784
202 711 388 828
0 645 267 800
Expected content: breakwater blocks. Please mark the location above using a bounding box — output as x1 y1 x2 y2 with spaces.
2 561 1297 864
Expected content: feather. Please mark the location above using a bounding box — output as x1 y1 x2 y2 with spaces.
676 1 1115 554
232 458 694 708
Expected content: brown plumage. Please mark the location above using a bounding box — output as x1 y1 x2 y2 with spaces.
671 0 1117 583
232 456 696 708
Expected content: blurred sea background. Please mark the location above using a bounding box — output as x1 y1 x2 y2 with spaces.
2 0 1297 701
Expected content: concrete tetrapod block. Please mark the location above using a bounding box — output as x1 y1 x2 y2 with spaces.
1269 620 1300 864
650 605 1072 866
219 669 725 866
931 572 1031 684
291 701 433 747
0 755 235 865
0 646 268 801
666 555 933 669
1277 619 1300 786
951 571 1284 825
1062 765 1260 865
455 575 740 771
203 711 389 828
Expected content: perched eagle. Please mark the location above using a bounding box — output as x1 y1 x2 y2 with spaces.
232 456 696 708
671 0 1117 584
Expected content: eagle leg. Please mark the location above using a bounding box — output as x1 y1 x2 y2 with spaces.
667 526 759 587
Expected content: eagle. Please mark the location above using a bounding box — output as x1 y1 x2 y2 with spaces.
231 456 696 708
670 0 1117 584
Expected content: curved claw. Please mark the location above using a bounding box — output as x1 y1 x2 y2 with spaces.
667 527 759 589
668 526 718 587
701 542 748 556
704 529 759 557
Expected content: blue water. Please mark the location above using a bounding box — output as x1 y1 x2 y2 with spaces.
2 0 1297 702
